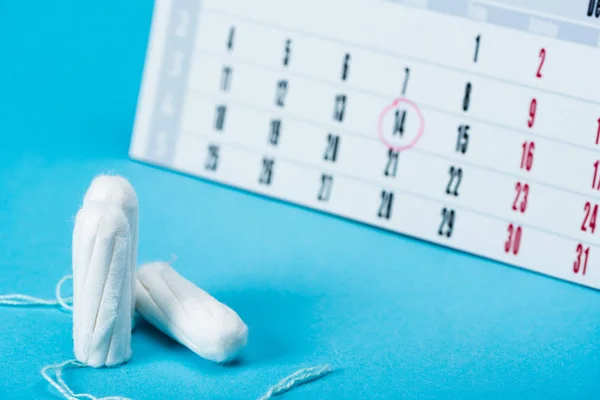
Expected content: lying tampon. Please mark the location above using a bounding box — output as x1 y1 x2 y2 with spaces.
136 262 248 363
72 176 137 368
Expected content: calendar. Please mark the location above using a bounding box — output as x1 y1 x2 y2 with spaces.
130 0 600 290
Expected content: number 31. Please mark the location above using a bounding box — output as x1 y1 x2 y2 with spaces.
574 244 590 276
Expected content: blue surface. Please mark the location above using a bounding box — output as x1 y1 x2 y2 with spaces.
1 1 600 399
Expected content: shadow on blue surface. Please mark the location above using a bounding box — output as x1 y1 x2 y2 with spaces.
131 285 321 371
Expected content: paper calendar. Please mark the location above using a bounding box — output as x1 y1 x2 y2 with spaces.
130 0 600 290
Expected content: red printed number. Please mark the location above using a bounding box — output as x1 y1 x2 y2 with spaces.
527 98 537 128
574 244 590 275
593 160 600 190
536 48 546 78
504 224 522 255
581 202 598 233
520 141 535 171
512 182 529 213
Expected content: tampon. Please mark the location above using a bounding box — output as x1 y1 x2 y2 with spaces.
72 175 138 368
136 262 248 363
83 175 138 319
72 203 133 367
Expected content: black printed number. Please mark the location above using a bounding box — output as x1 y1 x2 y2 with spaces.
214 105 227 131
268 119 281 146
446 166 462 197
220 66 232 92
275 80 288 107
204 145 219 171
333 94 346 122
318 174 333 202
462 82 472 112
377 190 394 220
324 134 340 162
283 38 292 66
438 208 456 238
401 67 410 95
384 149 399 177
258 158 275 185
456 125 470 154
473 34 481 63
341 53 350 81
588 0 600 17
227 26 235 50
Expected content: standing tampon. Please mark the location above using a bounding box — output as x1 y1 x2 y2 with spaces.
83 175 138 321
136 262 248 363
72 203 133 367
72 176 138 368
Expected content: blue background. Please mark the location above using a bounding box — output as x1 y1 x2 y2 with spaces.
1 1 599 399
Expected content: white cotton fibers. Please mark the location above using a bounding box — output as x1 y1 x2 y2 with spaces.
136 262 248 363
72 175 138 368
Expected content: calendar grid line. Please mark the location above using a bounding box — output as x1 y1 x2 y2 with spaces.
194 47 600 156
189 89 600 204
200 7 600 107
180 127 600 249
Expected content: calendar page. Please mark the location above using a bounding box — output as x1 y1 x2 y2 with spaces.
130 0 600 290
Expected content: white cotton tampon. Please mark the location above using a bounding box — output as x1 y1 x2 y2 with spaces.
72 175 138 368
136 262 248 363
72 203 132 367
83 175 139 319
